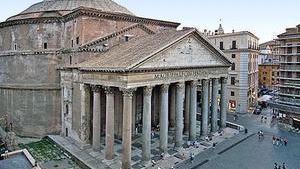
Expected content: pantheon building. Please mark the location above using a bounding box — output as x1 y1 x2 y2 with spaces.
0 0 231 168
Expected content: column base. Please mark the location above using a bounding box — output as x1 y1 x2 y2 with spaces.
141 160 152 168
169 127 175 131
92 147 101 152
173 146 183 152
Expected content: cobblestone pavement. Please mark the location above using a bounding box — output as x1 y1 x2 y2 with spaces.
182 108 300 169
49 126 239 169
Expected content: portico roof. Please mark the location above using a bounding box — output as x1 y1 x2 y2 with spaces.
76 28 231 72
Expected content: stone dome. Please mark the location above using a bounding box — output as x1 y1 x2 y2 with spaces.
7 0 134 21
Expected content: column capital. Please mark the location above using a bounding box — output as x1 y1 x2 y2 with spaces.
202 78 209 84
80 83 90 91
91 85 101 92
212 78 218 84
104 86 114 94
221 77 228 84
120 88 136 97
161 84 170 93
175 82 185 89
191 80 198 87
143 86 153 96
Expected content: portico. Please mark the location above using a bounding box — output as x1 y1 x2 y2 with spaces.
60 29 231 169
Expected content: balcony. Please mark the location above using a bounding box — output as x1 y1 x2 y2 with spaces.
276 76 300 81
276 84 300 90
277 92 300 99
279 61 300 64
268 100 300 114
274 44 300 48
275 53 300 56
279 65 300 71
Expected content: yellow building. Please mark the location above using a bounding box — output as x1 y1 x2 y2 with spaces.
258 63 279 89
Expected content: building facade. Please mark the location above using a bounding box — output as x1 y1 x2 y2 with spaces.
258 40 280 90
207 25 259 113
258 63 279 89
269 24 300 124
0 0 231 168
258 40 280 64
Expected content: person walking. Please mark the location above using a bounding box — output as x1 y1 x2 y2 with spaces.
276 138 280 146
284 139 288 146
272 135 276 145
274 162 278 169
282 162 287 169
190 152 194 163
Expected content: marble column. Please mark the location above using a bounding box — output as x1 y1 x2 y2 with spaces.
169 85 176 130
160 84 169 153
175 82 185 148
142 86 152 163
61 86 66 136
132 93 136 134
92 85 101 151
80 84 91 144
220 77 228 128
105 87 114 160
121 88 135 169
189 80 198 141
201 79 209 136
211 78 218 132
184 82 191 134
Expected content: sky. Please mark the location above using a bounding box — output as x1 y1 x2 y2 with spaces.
1 0 299 43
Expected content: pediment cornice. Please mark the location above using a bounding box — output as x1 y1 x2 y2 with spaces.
0 7 180 28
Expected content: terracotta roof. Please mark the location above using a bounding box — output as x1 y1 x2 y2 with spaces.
79 23 155 49
76 28 231 72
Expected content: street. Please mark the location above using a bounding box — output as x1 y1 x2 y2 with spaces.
193 108 300 169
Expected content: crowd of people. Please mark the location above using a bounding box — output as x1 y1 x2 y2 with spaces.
272 135 288 146
274 162 288 169
261 116 268 123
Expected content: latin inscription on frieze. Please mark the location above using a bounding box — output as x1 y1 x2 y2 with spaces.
154 68 226 80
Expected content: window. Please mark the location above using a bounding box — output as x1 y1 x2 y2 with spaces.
220 41 224 50
14 44 17 50
232 54 236 58
231 63 235 70
297 45 300 53
287 47 292 54
76 37 79 45
71 40 74 47
231 91 235 96
231 77 236 85
232 40 237 49
125 36 129 42
69 56 72 65
65 104 69 115
44 43 47 49
218 90 221 94
66 128 68 137
287 56 292 62
263 77 266 81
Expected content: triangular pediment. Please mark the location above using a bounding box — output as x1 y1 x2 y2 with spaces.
135 34 229 70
